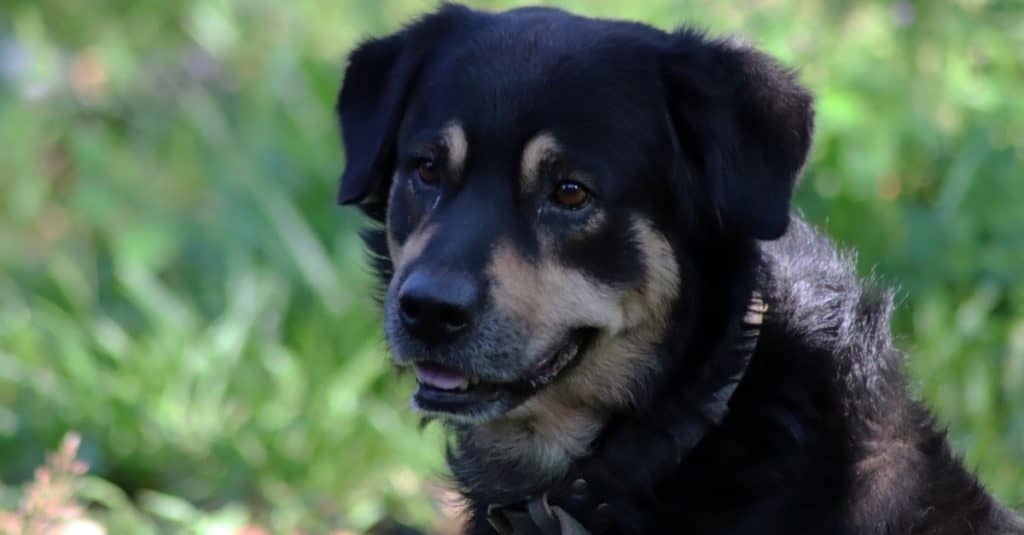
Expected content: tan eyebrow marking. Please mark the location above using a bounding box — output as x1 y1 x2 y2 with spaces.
520 132 561 194
442 121 468 181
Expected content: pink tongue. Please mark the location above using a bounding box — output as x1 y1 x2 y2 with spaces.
414 363 469 391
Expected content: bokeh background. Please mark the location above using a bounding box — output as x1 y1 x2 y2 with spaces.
1 0 1022 532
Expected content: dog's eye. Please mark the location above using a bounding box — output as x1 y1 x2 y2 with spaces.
551 180 590 208
416 158 440 185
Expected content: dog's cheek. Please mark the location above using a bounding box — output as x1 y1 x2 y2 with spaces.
486 244 542 329
554 218 681 409
621 218 681 329
558 213 645 287
488 242 626 355
385 177 410 260
564 332 663 408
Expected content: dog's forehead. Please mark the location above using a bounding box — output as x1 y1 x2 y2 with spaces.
404 10 667 156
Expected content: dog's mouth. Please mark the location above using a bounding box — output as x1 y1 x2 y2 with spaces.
410 328 598 419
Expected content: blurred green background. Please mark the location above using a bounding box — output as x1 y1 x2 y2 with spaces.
0 0 1021 532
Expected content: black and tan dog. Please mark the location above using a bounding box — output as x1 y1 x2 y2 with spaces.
336 4 1022 534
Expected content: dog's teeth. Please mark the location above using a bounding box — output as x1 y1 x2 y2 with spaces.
558 344 577 364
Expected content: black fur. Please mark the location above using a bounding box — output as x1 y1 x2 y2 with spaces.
336 5 1022 534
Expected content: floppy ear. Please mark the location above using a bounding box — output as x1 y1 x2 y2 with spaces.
662 32 814 240
336 33 411 212
336 5 469 218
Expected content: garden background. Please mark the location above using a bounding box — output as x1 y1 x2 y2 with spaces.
1 0 1021 532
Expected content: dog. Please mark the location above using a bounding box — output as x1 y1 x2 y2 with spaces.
335 4 1022 534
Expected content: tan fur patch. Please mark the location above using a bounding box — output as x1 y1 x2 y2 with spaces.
489 243 624 344
470 400 604 477
474 217 681 476
578 210 607 236
621 219 682 330
388 223 437 276
520 132 560 194
442 121 468 181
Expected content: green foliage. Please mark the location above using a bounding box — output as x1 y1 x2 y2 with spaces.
0 0 1021 530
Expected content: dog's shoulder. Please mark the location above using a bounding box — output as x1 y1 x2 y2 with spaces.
760 217 905 425
749 218 1022 533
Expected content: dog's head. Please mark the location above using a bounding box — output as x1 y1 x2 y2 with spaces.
337 5 812 427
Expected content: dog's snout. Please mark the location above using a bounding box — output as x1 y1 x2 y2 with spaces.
398 270 480 345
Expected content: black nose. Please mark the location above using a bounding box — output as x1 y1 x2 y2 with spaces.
398 270 480 345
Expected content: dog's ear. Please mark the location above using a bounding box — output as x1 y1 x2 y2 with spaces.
662 32 814 240
336 5 470 217
336 33 411 211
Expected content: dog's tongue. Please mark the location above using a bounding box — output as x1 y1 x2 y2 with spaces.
414 362 469 391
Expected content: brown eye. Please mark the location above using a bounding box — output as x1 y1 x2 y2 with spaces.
552 180 590 208
417 158 440 185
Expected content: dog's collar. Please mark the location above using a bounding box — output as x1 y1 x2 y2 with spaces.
487 292 768 535
689 290 767 428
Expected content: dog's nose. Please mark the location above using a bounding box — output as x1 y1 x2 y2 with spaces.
398 270 479 345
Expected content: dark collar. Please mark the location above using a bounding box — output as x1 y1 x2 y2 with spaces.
690 290 767 428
